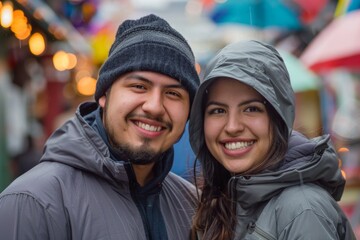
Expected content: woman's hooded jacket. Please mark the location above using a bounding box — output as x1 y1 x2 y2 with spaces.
189 40 355 239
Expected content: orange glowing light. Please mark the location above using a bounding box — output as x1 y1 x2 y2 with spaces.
338 147 349 153
0 1 13 28
195 62 201 75
77 76 96 96
29 32 46 55
341 169 346 179
53 51 68 71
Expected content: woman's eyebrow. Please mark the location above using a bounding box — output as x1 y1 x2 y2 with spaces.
206 101 227 108
206 99 264 108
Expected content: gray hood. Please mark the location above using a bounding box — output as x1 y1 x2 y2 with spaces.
189 40 295 155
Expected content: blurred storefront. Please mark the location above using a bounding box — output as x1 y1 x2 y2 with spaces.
0 0 96 188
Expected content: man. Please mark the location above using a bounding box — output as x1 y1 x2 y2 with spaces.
0 14 200 240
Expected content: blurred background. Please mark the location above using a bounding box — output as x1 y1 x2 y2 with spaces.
0 0 360 236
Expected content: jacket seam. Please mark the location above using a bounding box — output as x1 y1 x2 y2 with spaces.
278 207 337 237
0 192 60 236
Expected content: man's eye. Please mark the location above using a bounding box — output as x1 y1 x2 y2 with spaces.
133 84 146 90
167 91 180 97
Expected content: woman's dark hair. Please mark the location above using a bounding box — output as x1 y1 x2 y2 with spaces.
191 84 289 240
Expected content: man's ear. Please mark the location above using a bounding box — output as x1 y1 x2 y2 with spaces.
99 95 106 108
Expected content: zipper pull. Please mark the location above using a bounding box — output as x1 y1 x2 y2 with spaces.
247 221 256 234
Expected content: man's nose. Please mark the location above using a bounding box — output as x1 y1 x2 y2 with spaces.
142 90 166 117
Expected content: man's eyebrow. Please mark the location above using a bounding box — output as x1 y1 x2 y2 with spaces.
124 73 150 82
124 73 185 89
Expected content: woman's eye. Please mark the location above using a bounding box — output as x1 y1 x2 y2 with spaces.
245 106 262 112
208 108 225 115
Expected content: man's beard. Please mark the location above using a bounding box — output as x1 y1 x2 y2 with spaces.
108 134 162 165
102 102 163 165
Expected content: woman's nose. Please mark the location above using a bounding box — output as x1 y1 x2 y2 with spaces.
224 112 244 135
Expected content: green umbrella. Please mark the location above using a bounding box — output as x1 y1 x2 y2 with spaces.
278 49 321 92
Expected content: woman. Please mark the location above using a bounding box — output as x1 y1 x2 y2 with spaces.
189 40 355 239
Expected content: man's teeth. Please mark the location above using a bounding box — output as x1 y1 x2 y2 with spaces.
137 122 162 132
225 141 254 150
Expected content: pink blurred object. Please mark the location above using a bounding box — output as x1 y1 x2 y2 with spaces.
300 10 360 72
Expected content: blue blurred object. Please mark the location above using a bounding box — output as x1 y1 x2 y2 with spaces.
347 0 360 13
171 123 196 181
209 0 301 30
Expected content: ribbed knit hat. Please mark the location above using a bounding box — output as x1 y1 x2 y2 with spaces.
95 14 200 106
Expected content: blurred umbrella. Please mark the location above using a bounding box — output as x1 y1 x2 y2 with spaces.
300 10 360 72
279 50 320 92
292 0 328 23
209 0 302 29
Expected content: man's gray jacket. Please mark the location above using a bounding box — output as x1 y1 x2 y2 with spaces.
0 102 197 239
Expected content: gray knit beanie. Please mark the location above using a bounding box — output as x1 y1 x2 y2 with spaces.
95 14 200 106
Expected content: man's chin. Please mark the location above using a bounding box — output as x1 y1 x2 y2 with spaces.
130 159 157 165
120 145 163 165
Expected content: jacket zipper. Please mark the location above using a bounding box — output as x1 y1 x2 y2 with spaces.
125 163 151 240
249 223 276 240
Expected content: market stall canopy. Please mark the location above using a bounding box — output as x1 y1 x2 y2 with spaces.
300 10 360 72
292 0 328 24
